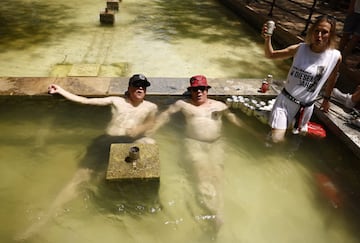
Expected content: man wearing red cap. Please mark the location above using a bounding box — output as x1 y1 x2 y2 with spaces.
150 75 248 231
151 75 245 141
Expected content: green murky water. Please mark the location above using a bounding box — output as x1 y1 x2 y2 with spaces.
0 96 360 243
1 0 360 242
0 0 290 78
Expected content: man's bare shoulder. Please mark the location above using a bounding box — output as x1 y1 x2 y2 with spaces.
107 96 126 104
175 99 189 106
142 100 158 110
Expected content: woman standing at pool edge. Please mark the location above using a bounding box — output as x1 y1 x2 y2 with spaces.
262 15 341 143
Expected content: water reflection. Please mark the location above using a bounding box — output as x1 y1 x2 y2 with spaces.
0 0 290 78
0 1 75 50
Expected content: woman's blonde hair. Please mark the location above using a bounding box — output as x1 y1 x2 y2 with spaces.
305 15 337 49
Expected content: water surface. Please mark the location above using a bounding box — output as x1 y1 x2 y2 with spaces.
1 1 360 242
1 96 360 243
0 0 290 78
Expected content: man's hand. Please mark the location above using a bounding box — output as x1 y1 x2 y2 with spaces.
126 127 140 138
48 84 60 94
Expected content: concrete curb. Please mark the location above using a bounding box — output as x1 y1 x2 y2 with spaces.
0 77 279 97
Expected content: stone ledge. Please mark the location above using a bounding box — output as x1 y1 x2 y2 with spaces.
314 101 360 159
0 77 280 97
0 76 358 159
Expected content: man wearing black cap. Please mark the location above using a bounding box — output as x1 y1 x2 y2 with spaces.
18 74 157 240
48 74 156 141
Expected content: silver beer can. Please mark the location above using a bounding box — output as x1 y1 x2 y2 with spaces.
226 97 233 107
265 20 275 36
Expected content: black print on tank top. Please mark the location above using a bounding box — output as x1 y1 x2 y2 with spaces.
290 66 325 92
307 66 325 92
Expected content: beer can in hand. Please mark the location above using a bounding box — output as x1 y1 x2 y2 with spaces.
265 20 275 36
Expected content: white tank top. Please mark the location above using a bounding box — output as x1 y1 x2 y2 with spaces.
284 43 340 104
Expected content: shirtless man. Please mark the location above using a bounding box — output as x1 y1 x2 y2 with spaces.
17 74 158 240
49 74 157 142
151 75 248 231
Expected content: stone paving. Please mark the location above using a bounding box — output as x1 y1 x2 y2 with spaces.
0 77 278 96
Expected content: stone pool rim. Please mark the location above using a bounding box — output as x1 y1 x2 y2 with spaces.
0 76 359 160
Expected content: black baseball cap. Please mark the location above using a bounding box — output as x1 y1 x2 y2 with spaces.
128 74 151 87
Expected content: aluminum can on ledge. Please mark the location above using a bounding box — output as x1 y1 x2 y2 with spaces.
260 80 269 93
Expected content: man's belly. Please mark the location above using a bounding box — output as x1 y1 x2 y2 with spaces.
185 120 222 142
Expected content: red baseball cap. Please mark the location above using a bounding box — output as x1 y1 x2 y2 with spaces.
188 75 211 89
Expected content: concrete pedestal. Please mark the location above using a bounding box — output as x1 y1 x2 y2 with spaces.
100 10 115 25
106 143 160 181
106 0 119 11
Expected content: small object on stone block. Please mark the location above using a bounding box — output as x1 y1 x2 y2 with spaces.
100 8 115 25
106 143 160 181
107 0 119 11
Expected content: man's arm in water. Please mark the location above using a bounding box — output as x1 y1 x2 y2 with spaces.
224 109 244 127
146 100 183 135
127 106 158 137
224 109 263 140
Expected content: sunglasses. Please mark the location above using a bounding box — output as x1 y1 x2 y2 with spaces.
315 14 336 24
188 86 208 92
130 85 147 89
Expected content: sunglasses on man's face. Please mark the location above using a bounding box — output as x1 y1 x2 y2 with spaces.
130 85 147 90
189 86 207 92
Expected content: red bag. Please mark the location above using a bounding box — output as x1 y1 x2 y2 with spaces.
294 107 327 139
306 122 326 138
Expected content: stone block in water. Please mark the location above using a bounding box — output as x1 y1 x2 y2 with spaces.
100 10 115 25
106 143 160 181
106 0 119 11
